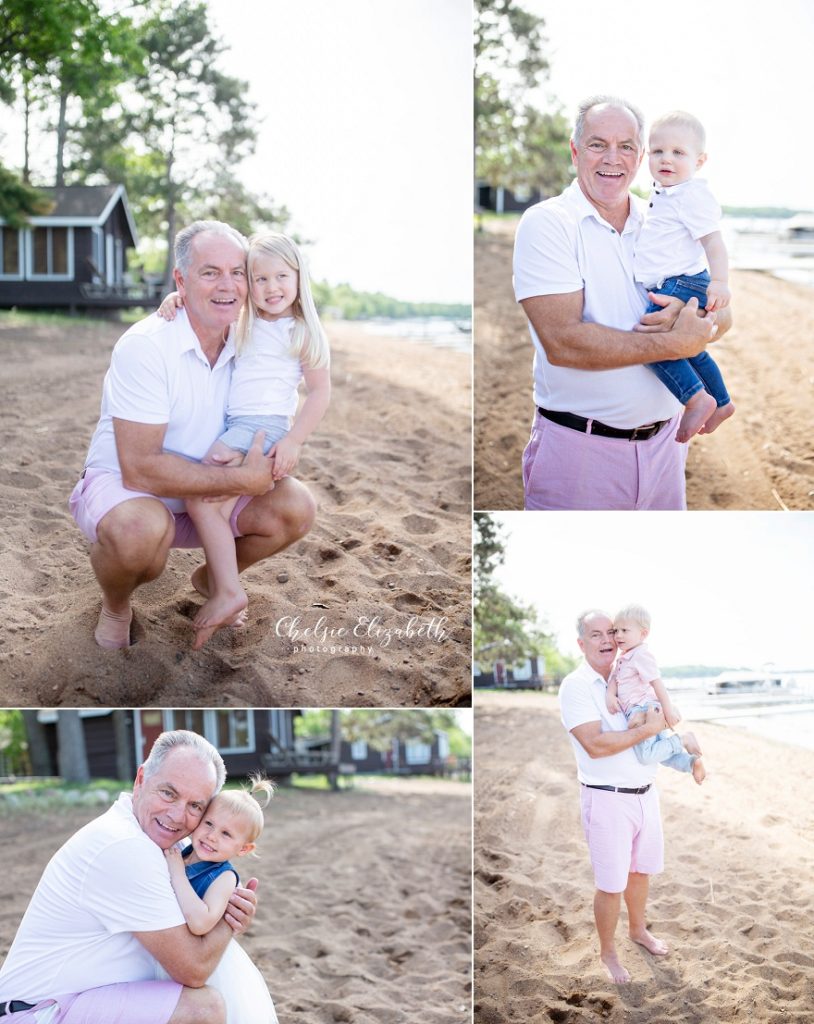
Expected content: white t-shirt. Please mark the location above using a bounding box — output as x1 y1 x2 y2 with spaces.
84 309 235 513
227 317 303 419
634 177 722 288
0 793 186 1001
513 179 681 429
558 659 658 788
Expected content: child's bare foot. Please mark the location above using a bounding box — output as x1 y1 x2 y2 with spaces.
676 390 717 443
692 756 706 785
630 928 669 956
682 731 703 757
95 605 133 650
191 566 247 627
600 951 631 984
192 589 248 649
627 710 646 728
698 400 735 435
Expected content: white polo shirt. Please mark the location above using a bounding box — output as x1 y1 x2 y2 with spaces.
513 180 681 429
559 659 657 788
634 177 722 288
84 309 235 513
0 793 186 1002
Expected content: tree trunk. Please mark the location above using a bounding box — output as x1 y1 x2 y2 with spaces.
163 126 177 293
22 79 32 185
55 87 69 187
22 710 53 775
328 710 342 790
56 711 91 784
112 710 132 781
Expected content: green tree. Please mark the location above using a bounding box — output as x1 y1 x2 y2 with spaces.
75 0 262 286
0 164 52 225
474 0 572 195
296 710 470 758
474 512 550 670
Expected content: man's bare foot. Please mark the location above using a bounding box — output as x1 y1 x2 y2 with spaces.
630 928 669 956
682 731 703 757
600 951 631 984
192 589 248 649
698 400 735 435
676 390 717 443
692 756 706 785
95 605 133 650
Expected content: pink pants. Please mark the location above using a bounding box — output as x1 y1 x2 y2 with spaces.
579 785 664 893
20 982 183 1024
522 411 687 510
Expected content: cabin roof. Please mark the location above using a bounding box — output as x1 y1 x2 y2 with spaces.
4 184 139 247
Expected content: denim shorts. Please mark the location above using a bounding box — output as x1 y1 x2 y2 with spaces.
219 413 290 454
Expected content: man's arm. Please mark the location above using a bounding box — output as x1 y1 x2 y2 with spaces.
133 879 258 987
571 705 666 759
521 291 718 370
114 420 274 498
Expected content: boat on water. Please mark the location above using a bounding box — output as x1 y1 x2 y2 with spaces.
706 670 783 695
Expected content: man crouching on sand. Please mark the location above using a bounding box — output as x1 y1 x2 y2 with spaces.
68 221 316 650
559 609 672 984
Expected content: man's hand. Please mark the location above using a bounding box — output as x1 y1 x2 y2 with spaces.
644 704 667 736
634 292 685 333
225 877 258 934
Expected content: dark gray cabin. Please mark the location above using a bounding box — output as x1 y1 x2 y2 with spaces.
0 184 160 311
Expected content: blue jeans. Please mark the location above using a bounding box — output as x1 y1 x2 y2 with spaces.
646 270 730 407
626 701 695 773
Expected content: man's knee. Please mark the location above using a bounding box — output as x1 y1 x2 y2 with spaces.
170 985 226 1024
241 479 316 540
96 499 174 570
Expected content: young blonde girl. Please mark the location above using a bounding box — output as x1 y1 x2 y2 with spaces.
161 775 278 1024
159 233 331 648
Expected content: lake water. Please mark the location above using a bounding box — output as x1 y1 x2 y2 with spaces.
723 215 814 289
664 671 814 751
358 316 472 352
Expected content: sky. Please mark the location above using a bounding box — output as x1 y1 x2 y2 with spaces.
522 0 814 210
205 0 472 303
489 512 814 669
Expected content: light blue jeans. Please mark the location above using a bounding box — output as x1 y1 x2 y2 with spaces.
626 700 695 773
218 413 289 455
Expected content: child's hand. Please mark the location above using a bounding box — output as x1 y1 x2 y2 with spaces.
705 281 731 312
157 291 184 319
664 703 681 729
606 695 622 714
269 436 302 480
164 844 185 871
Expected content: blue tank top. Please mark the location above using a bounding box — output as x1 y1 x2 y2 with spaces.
182 846 239 897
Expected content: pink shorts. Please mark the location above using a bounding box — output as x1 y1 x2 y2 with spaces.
51 981 182 1024
579 785 664 893
69 468 253 547
522 411 688 510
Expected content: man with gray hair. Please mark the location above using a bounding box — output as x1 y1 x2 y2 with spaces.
559 610 670 984
513 95 733 510
0 730 258 1023
69 220 316 649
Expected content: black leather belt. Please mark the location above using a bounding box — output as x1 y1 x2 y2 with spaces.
583 783 651 794
0 1003 36 1018
537 407 667 441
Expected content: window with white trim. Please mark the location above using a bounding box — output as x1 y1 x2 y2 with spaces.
351 740 368 760
28 226 72 279
0 227 22 278
404 740 432 765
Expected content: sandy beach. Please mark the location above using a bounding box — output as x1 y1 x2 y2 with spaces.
474 226 814 511
0 776 472 1024
0 317 471 706
474 690 814 1023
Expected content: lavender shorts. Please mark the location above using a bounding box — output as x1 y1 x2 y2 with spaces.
579 784 664 893
69 468 253 547
48 981 182 1024
522 411 688 511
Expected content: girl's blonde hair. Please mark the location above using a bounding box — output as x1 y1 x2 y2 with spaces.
236 232 330 369
209 772 274 845
614 604 652 632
